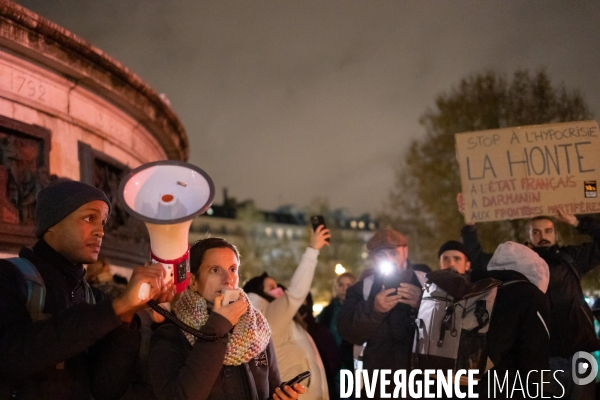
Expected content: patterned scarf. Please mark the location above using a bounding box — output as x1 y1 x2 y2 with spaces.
174 289 271 366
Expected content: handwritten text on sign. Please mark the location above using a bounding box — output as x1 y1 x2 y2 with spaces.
455 120 600 223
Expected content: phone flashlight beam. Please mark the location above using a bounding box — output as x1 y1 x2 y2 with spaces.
379 261 393 275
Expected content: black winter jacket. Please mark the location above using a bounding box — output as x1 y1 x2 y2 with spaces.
0 240 141 400
462 216 600 358
149 313 281 400
316 298 353 371
485 270 551 372
471 270 552 399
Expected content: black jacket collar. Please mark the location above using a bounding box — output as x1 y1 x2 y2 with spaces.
20 240 86 293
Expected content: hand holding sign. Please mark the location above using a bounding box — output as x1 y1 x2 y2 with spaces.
555 207 579 227
456 193 474 226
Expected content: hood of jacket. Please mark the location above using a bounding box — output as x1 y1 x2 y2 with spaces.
487 241 549 293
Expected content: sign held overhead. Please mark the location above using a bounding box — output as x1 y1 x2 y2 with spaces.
455 120 600 223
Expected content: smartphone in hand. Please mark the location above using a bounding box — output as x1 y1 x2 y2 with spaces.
222 289 240 305
383 269 414 296
280 370 311 391
310 215 329 242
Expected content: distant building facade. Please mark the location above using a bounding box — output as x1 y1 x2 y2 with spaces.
189 191 379 297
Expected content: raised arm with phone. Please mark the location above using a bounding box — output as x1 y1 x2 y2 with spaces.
244 224 330 400
310 215 329 242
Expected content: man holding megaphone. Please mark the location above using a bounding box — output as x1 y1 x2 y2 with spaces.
0 179 174 400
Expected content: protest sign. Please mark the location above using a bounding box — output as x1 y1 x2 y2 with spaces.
455 120 600 223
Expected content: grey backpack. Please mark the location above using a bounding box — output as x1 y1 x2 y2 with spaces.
412 270 503 377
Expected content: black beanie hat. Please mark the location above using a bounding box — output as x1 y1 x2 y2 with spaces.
35 179 112 238
437 240 470 261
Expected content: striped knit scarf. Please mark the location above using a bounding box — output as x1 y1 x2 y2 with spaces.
174 289 271 366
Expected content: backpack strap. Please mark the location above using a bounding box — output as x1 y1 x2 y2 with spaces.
82 279 96 305
6 257 96 321
501 278 533 288
559 251 581 280
362 275 374 301
353 275 376 372
415 270 427 287
7 257 48 321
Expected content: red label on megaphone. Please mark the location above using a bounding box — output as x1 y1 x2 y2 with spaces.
151 247 191 294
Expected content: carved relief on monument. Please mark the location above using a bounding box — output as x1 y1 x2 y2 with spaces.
78 142 150 266
0 115 50 249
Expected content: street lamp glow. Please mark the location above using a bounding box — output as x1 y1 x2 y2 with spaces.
313 303 324 315
335 263 346 275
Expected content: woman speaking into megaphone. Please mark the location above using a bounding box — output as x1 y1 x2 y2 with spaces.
148 237 305 400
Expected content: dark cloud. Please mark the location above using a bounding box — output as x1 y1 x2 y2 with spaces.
16 0 600 215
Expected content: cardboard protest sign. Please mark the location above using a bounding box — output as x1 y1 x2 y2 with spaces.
455 120 600 224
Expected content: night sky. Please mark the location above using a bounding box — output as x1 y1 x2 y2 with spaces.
15 1 600 217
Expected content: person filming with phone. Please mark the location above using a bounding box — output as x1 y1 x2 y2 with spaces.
338 228 425 390
149 237 305 400
244 220 330 400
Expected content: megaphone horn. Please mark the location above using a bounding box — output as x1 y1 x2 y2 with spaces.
118 160 215 299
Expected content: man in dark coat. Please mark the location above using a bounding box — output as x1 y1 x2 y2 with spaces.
458 193 600 399
0 179 172 399
337 229 425 399
317 272 356 400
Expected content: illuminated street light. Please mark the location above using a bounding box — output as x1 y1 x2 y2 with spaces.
313 303 324 315
335 263 346 275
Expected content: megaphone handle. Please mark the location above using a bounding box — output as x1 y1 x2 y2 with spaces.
146 300 217 341
151 247 190 294
138 282 150 301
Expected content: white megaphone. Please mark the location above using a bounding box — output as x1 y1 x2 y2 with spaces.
118 160 214 300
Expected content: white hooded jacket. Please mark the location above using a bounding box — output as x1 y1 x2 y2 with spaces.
247 247 329 400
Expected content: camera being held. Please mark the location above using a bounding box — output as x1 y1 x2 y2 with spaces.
366 229 422 312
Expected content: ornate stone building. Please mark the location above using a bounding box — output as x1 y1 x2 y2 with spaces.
0 2 188 273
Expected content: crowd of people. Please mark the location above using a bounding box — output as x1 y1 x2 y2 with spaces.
1 179 600 400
